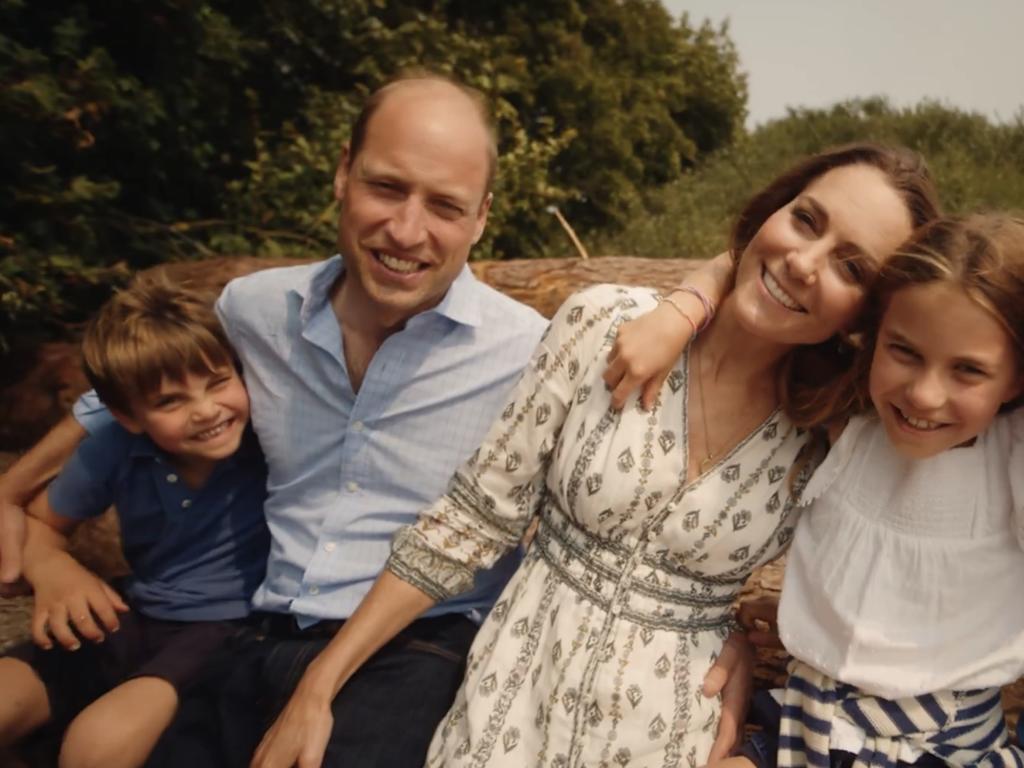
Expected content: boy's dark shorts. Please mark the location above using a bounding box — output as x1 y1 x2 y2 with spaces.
5 608 241 731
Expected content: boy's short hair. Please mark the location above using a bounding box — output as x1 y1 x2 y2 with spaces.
82 269 236 414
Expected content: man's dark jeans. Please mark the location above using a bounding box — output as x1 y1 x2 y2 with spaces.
147 613 477 768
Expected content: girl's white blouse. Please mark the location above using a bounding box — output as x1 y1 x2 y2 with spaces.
779 410 1024 699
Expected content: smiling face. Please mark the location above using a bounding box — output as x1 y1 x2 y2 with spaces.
869 281 1022 459
731 164 914 348
333 80 493 330
115 363 250 477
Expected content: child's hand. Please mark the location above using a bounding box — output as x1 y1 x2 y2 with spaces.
737 596 782 649
29 552 128 650
604 300 695 410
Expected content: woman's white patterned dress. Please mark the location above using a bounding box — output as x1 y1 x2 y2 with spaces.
388 285 813 768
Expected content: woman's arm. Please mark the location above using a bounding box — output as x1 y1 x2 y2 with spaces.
604 251 735 410
251 571 434 768
251 287 619 768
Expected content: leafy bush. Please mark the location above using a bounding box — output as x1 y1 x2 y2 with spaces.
596 98 1024 260
0 0 745 351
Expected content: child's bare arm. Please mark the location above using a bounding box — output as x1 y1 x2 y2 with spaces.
22 491 128 650
604 252 734 410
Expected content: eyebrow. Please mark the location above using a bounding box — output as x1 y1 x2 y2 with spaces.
799 193 876 262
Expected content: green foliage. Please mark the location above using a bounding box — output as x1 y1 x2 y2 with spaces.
0 0 745 350
597 98 1024 260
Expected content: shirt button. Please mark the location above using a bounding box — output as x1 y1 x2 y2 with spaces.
308 585 320 595
324 542 336 553
346 481 359 493
352 421 364 432
166 473 178 484
610 603 622 616
181 499 192 509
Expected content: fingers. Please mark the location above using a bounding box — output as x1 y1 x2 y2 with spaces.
67 600 106 644
0 503 26 584
702 631 750 697
640 374 669 411
32 607 54 650
44 604 82 651
737 597 783 649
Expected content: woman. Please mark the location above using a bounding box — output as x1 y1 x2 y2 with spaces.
254 144 940 768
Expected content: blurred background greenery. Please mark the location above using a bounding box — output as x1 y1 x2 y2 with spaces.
2 0 1022 356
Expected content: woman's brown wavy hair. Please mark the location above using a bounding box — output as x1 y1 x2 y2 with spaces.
736 143 943 428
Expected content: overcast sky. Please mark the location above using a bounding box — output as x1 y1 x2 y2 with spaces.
662 0 1024 128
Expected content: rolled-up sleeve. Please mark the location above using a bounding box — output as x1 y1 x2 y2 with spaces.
387 287 616 602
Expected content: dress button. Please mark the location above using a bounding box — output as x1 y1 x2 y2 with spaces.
166 473 178 484
610 603 622 616
324 542 336 553
346 481 359 493
646 529 657 541
181 499 192 509
308 585 320 595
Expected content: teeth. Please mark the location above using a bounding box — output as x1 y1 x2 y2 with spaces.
898 408 942 431
377 252 421 274
763 269 804 312
195 420 231 441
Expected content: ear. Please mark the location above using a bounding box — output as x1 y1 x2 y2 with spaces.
110 408 145 435
333 144 352 202
471 192 493 245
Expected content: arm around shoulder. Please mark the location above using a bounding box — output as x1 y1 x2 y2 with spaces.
604 252 735 411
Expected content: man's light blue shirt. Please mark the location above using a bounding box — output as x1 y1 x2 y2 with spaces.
77 257 545 626
214 256 546 625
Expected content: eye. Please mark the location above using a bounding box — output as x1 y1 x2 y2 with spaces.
955 362 988 378
209 374 232 390
888 342 919 361
837 258 863 284
368 180 403 197
430 199 466 220
153 395 182 410
791 207 816 232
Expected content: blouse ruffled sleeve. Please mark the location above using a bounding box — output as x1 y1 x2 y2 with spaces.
799 414 871 505
387 285 639 603
1007 408 1024 550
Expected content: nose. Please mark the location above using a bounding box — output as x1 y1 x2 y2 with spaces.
904 369 947 411
785 241 829 284
384 198 427 249
190 394 221 423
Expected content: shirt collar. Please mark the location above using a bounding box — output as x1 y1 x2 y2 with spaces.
296 254 484 329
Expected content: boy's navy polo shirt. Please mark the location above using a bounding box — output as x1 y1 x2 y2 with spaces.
47 421 270 621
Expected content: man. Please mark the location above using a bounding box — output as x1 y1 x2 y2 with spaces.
1 72 752 766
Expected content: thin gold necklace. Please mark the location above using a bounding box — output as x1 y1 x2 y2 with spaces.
694 342 753 473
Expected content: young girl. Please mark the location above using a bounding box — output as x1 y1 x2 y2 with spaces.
617 214 1024 768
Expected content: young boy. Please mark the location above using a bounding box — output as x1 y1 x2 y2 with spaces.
0 271 269 768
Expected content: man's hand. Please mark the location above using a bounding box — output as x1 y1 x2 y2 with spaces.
737 596 782 649
0 502 28 596
29 551 128 650
251 664 336 768
702 629 755 765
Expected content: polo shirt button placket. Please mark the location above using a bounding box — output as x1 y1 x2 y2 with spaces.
181 499 192 509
